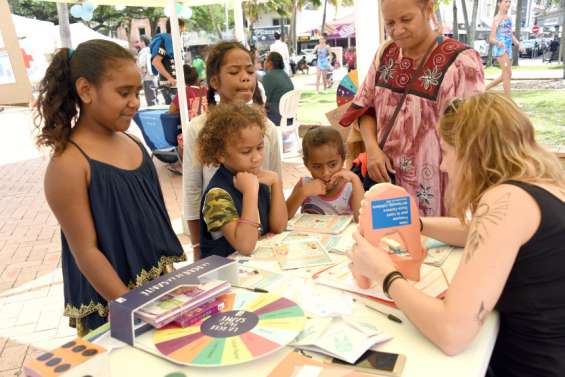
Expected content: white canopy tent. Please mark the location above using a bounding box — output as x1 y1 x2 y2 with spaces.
58 22 130 48
37 0 381 143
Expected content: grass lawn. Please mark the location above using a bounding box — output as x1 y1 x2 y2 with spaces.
484 64 563 76
298 89 565 146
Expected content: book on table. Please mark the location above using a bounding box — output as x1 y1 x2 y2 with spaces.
135 279 231 328
288 213 353 235
273 238 334 270
313 261 449 305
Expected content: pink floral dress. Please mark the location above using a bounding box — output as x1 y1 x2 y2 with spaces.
340 38 484 216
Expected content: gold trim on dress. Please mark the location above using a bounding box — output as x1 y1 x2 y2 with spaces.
64 254 186 335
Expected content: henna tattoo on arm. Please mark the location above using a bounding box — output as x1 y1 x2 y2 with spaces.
464 192 511 264
475 301 487 324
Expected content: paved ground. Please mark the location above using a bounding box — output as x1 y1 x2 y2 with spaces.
0 106 308 376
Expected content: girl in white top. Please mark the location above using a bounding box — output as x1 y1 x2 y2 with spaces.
183 41 282 260
286 127 364 221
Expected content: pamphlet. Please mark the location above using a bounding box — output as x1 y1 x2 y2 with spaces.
288 214 353 235
314 261 449 304
273 238 335 270
292 317 391 364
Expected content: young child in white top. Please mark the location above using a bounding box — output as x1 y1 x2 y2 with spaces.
286 127 364 221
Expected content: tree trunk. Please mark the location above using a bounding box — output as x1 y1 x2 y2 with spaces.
57 2 72 48
486 1 500 67
453 0 459 40
461 0 470 43
513 0 523 66
208 5 223 39
560 0 565 78
150 16 160 36
468 0 479 47
321 0 328 36
290 0 298 53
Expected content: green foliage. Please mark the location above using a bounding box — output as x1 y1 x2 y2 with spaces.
8 0 58 23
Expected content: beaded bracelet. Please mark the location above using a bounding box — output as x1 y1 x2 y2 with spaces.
383 271 405 299
237 218 261 228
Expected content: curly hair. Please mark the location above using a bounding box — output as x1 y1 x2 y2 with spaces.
439 92 565 222
302 126 345 164
197 103 266 166
34 39 135 155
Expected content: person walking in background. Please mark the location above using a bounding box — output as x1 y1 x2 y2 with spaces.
486 0 520 96
262 52 294 126
137 35 157 106
313 34 331 93
548 35 560 63
191 48 207 85
270 32 290 76
339 0 484 216
344 47 356 72
150 18 186 104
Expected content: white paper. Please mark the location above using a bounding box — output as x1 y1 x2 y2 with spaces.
293 317 390 364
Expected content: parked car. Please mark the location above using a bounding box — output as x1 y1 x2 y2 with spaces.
519 39 542 58
473 39 489 65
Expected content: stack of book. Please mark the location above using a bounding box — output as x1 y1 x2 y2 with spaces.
135 280 230 328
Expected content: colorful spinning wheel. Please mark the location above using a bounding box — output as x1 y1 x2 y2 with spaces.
152 292 305 367
336 69 358 106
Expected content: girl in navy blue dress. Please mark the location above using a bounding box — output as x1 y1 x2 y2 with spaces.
34 40 186 336
196 103 287 258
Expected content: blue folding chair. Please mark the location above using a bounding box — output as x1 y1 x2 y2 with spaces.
133 109 180 164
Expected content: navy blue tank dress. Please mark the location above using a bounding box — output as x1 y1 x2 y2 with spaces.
62 135 186 336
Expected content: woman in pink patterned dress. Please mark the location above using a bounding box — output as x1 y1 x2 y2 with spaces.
340 0 484 216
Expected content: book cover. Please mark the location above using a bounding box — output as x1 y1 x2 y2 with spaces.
273 238 334 270
314 261 449 304
288 214 353 235
173 299 225 327
135 280 230 326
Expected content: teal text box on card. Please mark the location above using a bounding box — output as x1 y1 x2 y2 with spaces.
371 197 411 229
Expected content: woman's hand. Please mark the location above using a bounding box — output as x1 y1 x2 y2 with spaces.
233 172 259 195
347 232 397 288
497 41 504 48
366 148 396 183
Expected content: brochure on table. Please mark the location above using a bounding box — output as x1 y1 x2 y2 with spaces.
109 255 239 348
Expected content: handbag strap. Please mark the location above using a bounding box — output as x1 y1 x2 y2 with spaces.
378 36 442 150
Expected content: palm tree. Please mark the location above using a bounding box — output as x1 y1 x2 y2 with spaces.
467 0 479 47
56 2 71 48
513 0 523 66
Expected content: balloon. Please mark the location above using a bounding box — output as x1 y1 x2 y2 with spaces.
176 3 183 15
181 6 192 20
114 5 126 11
82 1 95 13
81 11 93 22
164 5 171 17
70 4 83 18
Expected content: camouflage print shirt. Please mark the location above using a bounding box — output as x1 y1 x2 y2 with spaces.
202 188 239 239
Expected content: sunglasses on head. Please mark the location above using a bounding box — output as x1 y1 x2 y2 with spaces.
444 97 463 115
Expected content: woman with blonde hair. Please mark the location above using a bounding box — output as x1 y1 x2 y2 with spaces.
348 92 565 377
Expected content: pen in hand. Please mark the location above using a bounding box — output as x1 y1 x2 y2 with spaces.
353 298 403 324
